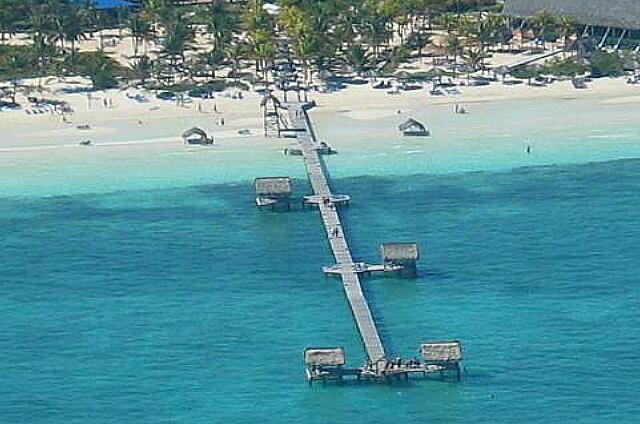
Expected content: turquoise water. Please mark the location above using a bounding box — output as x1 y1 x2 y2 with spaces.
2 157 639 423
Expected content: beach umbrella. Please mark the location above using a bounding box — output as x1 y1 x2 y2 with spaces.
318 70 334 81
394 70 412 80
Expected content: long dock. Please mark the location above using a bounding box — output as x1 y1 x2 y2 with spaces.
266 102 463 383
285 103 386 363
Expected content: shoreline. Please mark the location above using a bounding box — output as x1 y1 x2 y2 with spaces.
1 76 640 198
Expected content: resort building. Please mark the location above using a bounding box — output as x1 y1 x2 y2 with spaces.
503 0 640 50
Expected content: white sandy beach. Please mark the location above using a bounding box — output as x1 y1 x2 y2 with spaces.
1 70 640 200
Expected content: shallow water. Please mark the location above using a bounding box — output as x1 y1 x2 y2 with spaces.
2 157 640 423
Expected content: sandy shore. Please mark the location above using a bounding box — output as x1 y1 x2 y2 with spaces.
1 75 639 151
1 74 640 198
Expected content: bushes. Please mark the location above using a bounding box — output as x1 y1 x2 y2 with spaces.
543 57 587 78
75 51 124 90
589 51 624 77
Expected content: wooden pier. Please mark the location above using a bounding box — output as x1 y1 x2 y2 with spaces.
286 103 387 364
271 103 463 383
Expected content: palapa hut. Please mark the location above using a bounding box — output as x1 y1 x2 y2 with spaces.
420 341 463 377
255 177 293 209
381 242 420 277
398 119 430 137
304 347 346 367
182 127 213 146
304 347 346 383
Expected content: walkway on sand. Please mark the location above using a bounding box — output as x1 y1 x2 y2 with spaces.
285 103 386 363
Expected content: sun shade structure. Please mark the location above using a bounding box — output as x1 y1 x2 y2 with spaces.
255 177 293 208
304 348 346 366
182 127 213 145
420 341 463 364
503 0 640 30
398 118 430 137
381 243 420 276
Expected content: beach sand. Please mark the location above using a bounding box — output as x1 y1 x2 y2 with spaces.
1 75 639 198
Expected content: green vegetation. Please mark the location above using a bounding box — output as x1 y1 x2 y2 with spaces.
0 0 637 94
589 51 624 77
543 57 586 78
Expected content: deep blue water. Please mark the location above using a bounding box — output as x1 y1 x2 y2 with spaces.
2 159 639 423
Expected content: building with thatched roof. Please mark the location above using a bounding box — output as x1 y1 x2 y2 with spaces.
398 118 430 137
381 243 420 276
503 0 640 31
255 177 293 208
182 127 213 146
420 341 463 364
304 348 346 367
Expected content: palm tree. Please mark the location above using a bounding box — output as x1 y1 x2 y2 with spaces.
78 50 119 90
556 15 577 57
344 43 370 76
56 4 89 69
1 51 29 103
530 10 556 50
128 55 153 85
250 29 276 80
0 0 25 44
293 34 317 84
159 12 194 79
195 48 225 79
242 0 271 34
226 42 247 82
128 14 152 57
204 0 238 51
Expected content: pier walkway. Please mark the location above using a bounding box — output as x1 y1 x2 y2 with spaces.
285 103 386 363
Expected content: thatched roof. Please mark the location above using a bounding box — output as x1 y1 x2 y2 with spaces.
255 177 292 196
182 127 208 140
304 348 346 366
381 243 420 261
503 0 640 30
398 119 426 133
420 341 463 363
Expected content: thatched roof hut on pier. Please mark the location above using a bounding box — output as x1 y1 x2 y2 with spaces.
182 127 213 146
304 347 347 383
304 347 346 367
255 177 293 209
420 341 463 376
399 119 430 137
381 243 420 276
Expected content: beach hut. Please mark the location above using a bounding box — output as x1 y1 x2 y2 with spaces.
380 242 420 277
255 177 293 209
182 127 213 146
420 341 463 378
304 347 347 384
398 119 430 137
304 347 346 367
